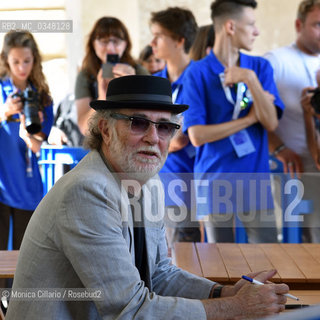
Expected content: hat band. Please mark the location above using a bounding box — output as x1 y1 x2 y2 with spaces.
107 93 172 103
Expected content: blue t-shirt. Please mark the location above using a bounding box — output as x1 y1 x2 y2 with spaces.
154 64 196 208
183 51 285 215
154 64 196 173
0 77 54 210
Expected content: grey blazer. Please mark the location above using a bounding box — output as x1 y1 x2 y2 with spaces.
6 150 214 320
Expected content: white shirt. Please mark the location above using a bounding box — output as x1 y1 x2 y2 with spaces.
265 43 320 167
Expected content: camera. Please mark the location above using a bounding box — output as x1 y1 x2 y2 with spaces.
13 89 41 134
102 54 119 78
310 88 320 114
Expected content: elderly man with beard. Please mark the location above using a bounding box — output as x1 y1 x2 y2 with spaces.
7 75 289 320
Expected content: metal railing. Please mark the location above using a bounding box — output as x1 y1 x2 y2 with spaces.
39 145 88 195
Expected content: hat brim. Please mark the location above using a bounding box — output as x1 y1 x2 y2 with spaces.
90 100 189 114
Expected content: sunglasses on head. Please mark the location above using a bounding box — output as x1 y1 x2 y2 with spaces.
110 113 180 138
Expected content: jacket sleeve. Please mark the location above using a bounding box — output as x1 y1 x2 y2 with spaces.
151 222 216 299
56 173 208 320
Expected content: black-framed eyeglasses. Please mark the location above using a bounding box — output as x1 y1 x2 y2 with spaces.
110 112 180 138
96 37 124 47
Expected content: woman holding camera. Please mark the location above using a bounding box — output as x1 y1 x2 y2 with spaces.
75 16 149 135
0 30 53 253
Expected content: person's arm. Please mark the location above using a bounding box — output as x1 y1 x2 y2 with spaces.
167 115 189 152
224 66 278 131
28 98 54 153
76 70 110 135
75 97 95 135
304 113 320 168
2 91 51 153
0 91 23 120
301 87 320 170
202 284 286 319
19 114 43 153
146 180 289 319
75 69 108 135
75 71 94 135
188 105 257 147
304 114 320 170
268 131 304 176
151 223 215 299
168 128 190 152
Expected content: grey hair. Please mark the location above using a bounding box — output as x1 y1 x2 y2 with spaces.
171 113 179 123
83 109 116 150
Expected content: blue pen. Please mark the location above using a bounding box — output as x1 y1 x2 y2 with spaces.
242 275 299 301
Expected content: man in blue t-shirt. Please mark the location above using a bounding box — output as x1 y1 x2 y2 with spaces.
150 7 200 247
183 0 285 243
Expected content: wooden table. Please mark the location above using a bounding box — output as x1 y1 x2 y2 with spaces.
173 243 320 289
288 290 320 307
0 250 19 278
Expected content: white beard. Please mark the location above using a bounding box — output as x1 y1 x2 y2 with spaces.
108 128 168 182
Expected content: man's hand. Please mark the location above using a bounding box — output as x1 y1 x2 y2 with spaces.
203 270 289 319
275 147 304 178
233 275 288 318
224 67 278 131
222 269 278 297
224 66 253 87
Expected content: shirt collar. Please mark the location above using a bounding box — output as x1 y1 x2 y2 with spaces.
209 50 248 73
158 61 193 87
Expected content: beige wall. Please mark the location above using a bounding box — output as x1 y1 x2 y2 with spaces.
68 0 302 62
254 0 301 55
0 0 303 102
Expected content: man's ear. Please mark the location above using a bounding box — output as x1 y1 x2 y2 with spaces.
176 37 185 50
225 19 236 36
98 119 111 144
295 18 302 33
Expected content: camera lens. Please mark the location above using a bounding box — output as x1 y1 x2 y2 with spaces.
23 89 41 134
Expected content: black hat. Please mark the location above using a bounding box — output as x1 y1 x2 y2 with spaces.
90 75 188 114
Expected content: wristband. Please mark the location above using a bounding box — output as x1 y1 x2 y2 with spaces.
210 284 224 298
272 144 286 156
